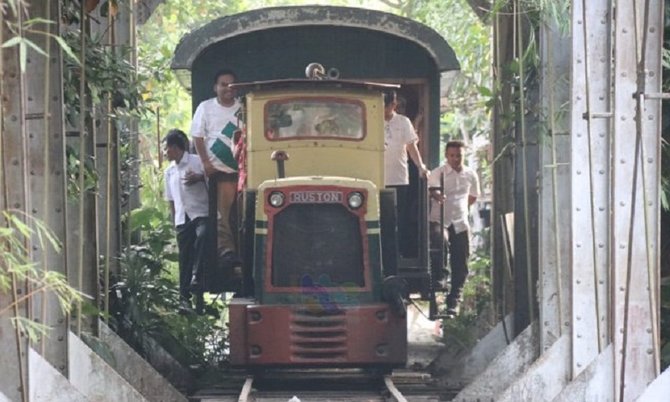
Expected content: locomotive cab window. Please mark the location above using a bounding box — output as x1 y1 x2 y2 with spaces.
265 97 365 140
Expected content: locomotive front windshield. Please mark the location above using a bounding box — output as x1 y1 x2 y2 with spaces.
265 97 365 140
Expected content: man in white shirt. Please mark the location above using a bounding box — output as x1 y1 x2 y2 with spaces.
164 129 210 313
191 69 242 264
428 140 480 316
383 90 429 256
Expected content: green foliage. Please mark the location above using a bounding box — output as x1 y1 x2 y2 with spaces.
1 2 79 73
110 166 226 367
65 144 99 200
61 28 149 129
405 0 492 147
440 227 493 345
110 212 227 366
0 210 82 342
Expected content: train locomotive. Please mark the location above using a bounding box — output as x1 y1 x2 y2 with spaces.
171 6 460 369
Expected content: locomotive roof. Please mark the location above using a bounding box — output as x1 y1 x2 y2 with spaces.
171 6 459 73
230 79 400 92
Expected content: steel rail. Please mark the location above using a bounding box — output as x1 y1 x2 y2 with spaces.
238 376 254 402
383 375 408 402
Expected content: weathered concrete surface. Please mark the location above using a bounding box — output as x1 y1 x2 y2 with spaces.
143 335 193 392
98 323 188 402
452 322 539 401
68 331 148 402
495 335 570 402
0 391 11 402
434 314 514 389
407 302 445 369
553 344 613 402
28 348 89 402
635 365 670 402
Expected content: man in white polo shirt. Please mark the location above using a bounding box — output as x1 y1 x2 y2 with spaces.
164 129 210 313
191 69 242 266
429 140 480 316
383 90 429 257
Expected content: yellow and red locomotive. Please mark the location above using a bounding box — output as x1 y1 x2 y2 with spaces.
171 6 459 368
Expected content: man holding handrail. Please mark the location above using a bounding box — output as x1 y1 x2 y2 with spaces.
429 140 480 317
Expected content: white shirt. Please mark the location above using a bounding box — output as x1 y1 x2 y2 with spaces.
384 112 418 186
428 164 480 233
164 153 209 226
190 97 242 173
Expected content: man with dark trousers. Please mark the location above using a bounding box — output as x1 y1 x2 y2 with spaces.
429 140 480 316
191 69 242 267
164 129 209 313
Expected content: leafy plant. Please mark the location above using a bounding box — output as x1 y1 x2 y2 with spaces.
0 210 81 341
65 144 99 200
110 167 226 369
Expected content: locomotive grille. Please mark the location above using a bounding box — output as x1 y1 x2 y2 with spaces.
271 203 364 287
290 309 347 361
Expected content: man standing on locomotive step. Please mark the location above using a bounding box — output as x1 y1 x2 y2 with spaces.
164 129 209 313
191 69 242 268
428 140 480 317
383 90 429 256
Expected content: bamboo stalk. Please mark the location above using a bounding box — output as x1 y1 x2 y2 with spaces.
104 0 116 322
76 0 87 336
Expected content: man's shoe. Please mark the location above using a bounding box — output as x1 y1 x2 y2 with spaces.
445 304 460 317
178 299 194 315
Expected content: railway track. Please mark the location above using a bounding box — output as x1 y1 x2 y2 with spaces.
192 368 452 402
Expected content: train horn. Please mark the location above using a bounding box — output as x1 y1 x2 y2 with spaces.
305 62 326 79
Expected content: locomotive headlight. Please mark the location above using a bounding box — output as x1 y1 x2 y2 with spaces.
347 192 364 209
268 191 285 208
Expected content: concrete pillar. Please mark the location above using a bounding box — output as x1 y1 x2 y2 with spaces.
25 0 70 377
65 11 100 337
570 0 613 376
611 0 663 399
1 6 31 402
538 20 572 352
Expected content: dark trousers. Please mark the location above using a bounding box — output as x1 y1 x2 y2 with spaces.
177 215 208 300
388 185 409 256
430 222 470 306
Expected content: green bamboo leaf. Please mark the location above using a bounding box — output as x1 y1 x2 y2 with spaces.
7 213 31 238
24 18 56 27
24 38 48 57
51 34 80 64
1 36 23 48
11 317 50 343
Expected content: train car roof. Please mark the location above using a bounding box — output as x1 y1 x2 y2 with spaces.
171 6 459 73
229 79 400 92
